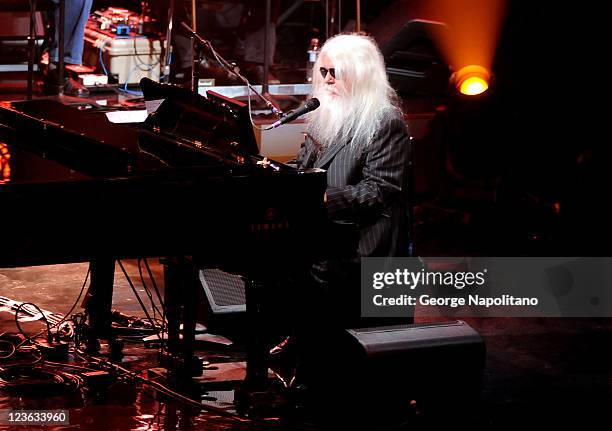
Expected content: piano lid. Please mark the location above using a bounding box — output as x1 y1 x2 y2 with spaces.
0 87 265 177
140 78 260 157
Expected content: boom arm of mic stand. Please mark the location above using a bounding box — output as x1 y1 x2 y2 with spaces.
179 22 284 117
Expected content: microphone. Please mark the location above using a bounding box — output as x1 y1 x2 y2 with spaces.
271 98 320 128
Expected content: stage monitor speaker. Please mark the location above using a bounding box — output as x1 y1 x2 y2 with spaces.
306 320 486 421
197 268 246 335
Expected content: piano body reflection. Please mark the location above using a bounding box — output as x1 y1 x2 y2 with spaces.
0 82 327 389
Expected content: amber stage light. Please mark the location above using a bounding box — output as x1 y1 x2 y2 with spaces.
423 0 507 95
452 65 491 96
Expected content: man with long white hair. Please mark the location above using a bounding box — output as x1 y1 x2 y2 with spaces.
269 33 412 397
294 33 412 328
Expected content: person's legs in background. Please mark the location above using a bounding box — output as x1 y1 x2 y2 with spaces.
47 0 93 96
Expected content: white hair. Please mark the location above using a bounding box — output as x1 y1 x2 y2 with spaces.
306 33 401 149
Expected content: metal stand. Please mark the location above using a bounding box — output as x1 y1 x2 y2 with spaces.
190 0 197 32
190 0 197 91
162 0 174 82
190 36 198 92
23 0 63 98
58 0 65 95
180 22 282 116
262 0 271 94
407 136 416 257
26 0 36 100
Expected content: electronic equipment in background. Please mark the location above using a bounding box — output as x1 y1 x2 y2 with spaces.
91 7 144 36
83 7 164 85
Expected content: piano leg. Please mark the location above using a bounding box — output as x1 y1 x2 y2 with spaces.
236 277 290 418
162 257 202 379
244 278 269 390
84 258 115 352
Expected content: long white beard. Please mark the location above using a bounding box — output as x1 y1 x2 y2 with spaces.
307 91 356 148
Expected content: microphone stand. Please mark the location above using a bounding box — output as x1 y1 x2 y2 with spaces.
180 22 284 118
162 0 174 83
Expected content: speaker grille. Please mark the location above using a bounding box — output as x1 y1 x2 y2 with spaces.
346 320 484 357
198 268 246 313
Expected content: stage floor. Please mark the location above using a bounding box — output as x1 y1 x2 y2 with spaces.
1 259 610 430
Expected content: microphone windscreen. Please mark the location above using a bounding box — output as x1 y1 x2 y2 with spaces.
307 98 320 110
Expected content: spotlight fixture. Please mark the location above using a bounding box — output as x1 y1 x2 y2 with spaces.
452 65 491 96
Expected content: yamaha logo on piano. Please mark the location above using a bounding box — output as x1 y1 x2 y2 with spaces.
250 207 290 232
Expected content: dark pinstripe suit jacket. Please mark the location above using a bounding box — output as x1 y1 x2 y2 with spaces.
297 109 411 259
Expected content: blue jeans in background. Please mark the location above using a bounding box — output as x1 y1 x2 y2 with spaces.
49 0 93 65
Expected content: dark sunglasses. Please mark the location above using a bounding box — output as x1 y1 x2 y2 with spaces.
319 67 336 79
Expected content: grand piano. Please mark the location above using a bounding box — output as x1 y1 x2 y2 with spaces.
0 81 328 390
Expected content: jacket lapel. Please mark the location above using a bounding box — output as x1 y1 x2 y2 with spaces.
315 140 349 168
